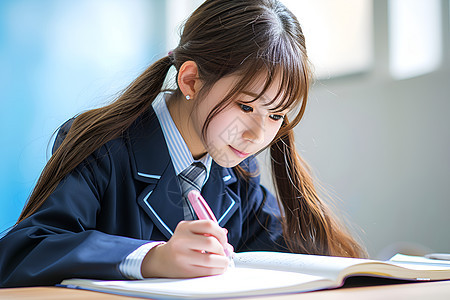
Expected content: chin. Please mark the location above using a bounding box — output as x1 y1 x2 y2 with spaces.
211 157 244 168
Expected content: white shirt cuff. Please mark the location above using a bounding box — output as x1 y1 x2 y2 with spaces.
119 241 165 279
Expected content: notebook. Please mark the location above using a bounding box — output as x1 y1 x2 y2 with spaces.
60 251 450 299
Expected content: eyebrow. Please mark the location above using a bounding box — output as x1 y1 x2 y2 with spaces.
241 91 269 102
241 91 289 113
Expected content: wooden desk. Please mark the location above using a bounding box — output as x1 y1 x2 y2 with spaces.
1 281 449 300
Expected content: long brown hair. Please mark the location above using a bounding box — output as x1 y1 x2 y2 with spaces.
18 0 365 257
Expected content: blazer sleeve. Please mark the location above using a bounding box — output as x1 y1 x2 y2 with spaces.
0 142 149 288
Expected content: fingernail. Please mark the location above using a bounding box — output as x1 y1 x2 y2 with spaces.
224 245 234 258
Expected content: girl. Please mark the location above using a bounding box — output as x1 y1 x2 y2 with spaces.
0 0 365 287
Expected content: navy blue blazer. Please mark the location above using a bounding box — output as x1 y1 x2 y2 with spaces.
0 107 287 287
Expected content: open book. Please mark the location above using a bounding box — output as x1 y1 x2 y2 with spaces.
60 251 450 299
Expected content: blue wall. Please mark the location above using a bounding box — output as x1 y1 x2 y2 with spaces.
0 0 166 232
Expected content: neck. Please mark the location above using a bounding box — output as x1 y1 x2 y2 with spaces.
166 93 207 160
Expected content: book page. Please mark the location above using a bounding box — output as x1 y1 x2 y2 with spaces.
64 268 333 299
387 253 450 272
390 254 450 266
234 251 377 280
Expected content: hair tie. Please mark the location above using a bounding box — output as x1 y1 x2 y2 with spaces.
168 50 175 64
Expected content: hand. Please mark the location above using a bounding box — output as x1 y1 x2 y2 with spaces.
141 220 233 278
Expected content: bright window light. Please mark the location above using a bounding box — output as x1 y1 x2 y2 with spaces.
388 0 442 80
283 0 373 79
165 0 203 50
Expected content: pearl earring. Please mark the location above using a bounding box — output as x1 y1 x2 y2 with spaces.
185 95 191 101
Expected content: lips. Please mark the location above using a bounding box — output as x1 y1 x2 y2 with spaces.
229 146 250 158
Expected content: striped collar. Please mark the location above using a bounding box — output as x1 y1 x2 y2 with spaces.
152 92 212 182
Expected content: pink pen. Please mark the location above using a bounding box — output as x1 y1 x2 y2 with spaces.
187 190 235 264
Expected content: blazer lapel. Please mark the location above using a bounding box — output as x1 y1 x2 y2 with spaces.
137 166 184 239
127 109 184 240
202 164 239 227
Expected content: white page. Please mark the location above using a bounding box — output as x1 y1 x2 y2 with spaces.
90 268 331 298
390 254 450 266
234 251 375 280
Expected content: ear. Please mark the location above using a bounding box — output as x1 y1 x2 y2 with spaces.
177 61 203 99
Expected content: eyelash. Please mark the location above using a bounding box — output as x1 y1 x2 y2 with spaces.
238 104 284 121
239 103 253 113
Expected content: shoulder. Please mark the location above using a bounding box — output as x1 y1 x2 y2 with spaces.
236 155 263 187
239 155 260 173
50 118 132 186
52 118 75 154
52 107 159 157
52 117 129 161
218 156 267 205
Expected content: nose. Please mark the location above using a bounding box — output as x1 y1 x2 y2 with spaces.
242 115 264 144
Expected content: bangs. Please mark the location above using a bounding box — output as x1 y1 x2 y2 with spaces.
201 31 311 141
235 34 310 116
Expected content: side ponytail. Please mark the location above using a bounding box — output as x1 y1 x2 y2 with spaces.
18 56 173 222
271 129 366 257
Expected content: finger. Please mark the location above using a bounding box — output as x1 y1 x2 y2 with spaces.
171 222 226 257
179 265 228 278
188 250 230 270
187 220 229 247
174 221 230 257
186 233 227 256
227 243 234 252
224 243 234 257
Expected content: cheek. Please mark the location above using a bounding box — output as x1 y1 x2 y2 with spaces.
203 112 244 168
192 100 218 140
263 123 283 145
205 108 239 144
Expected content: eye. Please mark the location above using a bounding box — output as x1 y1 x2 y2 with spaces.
239 103 253 113
269 114 285 121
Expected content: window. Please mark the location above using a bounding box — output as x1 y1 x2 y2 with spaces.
165 0 204 50
283 0 373 79
388 0 442 79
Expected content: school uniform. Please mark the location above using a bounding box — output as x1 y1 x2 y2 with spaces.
0 93 286 288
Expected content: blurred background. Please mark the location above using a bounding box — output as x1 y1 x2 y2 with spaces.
1 0 449 258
